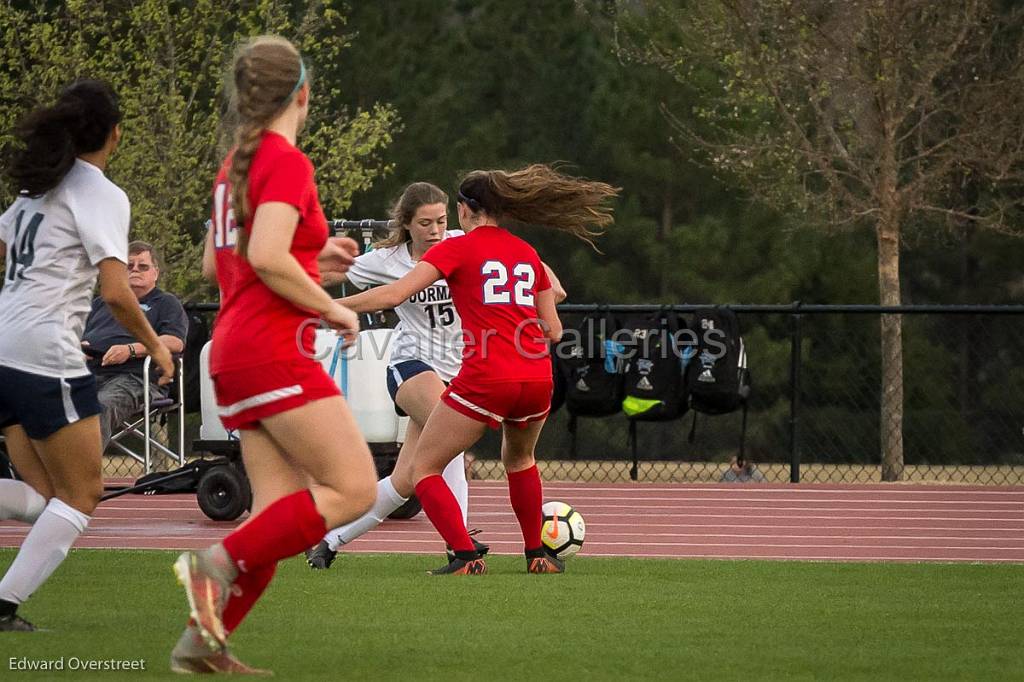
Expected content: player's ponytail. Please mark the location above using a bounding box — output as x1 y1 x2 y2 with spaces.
225 35 307 258
6 79 121 197
375 182 449 249
457 164 619 249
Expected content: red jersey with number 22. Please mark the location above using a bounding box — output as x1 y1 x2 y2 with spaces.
208 131 328 374
421 225 552 384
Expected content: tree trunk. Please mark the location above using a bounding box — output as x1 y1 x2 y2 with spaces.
957 225 976 418
658 187 673 298
877 212 904 481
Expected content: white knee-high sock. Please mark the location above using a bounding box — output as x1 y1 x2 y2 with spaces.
0 498 90 604
442 453 469 526
325 477 407 550
0 480 47 523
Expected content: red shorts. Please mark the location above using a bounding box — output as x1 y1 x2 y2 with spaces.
213 358 341 431
442 377 552 430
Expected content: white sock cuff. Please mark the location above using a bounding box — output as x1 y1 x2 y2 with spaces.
441 453 466 484
0 479 47 522
378 476 408 508
325 476 409 550
442 453 469 525
45 498 91 533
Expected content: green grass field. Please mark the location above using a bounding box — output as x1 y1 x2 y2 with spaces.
2 549 1021 680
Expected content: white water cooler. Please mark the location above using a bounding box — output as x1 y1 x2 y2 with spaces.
198 329 407 445
314 328 403 443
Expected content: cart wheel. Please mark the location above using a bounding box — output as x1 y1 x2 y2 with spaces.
388 495 422 520
197 465 248 521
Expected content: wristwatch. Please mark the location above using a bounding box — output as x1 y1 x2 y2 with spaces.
127 343 137 359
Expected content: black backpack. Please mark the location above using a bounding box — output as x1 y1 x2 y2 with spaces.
686 308 750 414
550 351 567 415
561 311 625 418
686 308 752 463
621 311 693 422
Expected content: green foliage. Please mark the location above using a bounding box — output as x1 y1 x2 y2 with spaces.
0 0 397 298
3 1 1021 469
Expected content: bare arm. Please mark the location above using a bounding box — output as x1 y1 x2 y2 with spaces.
133 334 184 355
97 259 174 382
201 227 216 282
99 333 184 366
535 288 563 342
336 261 442 312
247 202 338 315
542 262 567 303
321 270 349 287
318 236 358 287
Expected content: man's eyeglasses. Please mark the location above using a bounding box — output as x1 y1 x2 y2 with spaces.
128 263 152 272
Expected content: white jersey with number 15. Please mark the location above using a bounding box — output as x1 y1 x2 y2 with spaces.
345 231 464 382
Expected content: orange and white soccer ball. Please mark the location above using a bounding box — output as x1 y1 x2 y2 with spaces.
540 500 585 559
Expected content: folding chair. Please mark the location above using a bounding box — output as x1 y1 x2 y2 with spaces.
106 356 185 475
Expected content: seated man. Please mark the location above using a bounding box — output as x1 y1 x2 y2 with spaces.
82 241 187 447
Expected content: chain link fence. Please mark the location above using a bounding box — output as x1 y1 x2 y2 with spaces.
101 303 1024 485
102 419 183 479
468 304 1024 485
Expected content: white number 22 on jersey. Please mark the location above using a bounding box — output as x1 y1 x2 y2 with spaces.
481 261 535 306
212 182 237 249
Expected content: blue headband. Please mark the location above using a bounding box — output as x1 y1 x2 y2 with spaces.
287 59 307 102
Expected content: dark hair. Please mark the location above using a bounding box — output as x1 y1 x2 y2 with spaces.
7 79 121 197
128 240 161 270
374 182 449 249
226 35 306 258
457 164 619 247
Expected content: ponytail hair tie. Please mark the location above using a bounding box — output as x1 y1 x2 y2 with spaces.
458 190 481 211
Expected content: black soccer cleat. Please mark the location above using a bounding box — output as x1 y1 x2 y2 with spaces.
445 530 490 563
0 613 36 632
305 540 337 570
428 552 487 576
526 547 565 574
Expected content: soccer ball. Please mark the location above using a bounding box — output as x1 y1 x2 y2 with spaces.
540 501 585 559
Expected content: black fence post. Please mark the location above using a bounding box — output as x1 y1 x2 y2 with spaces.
628 421 639 481
789 304 803 483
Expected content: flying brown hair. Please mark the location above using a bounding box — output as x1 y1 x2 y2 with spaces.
457 164 619 248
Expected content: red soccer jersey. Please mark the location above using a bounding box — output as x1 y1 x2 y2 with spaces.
422 225 552 384
208 131 328 373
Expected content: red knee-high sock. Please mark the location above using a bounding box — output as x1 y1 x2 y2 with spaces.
415 475 473 553
222 490 326 572
508 464 543 551
223 563 276 634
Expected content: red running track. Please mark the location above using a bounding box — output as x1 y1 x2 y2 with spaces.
2 482 1023 563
